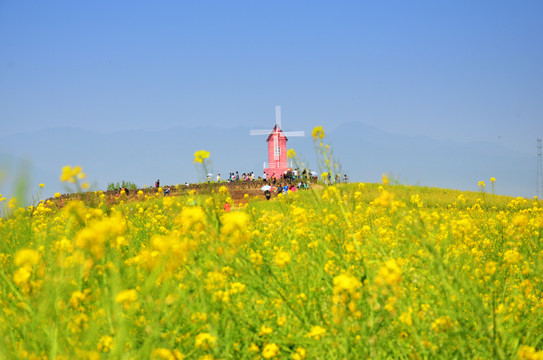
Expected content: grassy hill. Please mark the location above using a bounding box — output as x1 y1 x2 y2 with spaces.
1 180 542 359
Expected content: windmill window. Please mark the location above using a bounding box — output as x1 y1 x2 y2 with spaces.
275 147 281 157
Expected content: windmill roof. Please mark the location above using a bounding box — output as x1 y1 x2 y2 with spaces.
266 125 288 142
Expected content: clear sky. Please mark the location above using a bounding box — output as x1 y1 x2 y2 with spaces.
1 1 542 156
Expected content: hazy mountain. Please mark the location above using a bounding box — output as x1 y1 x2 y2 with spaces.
0 123 536 200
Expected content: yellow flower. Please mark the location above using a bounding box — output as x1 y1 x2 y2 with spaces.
399 307 413 326
375 259 402 286
259 325 273 336
373 190 394 207
518 345 543 360
262 343 279 359
490 177 496 183
60 165 85 183
151 348 184 360
14 248 40 268
8 197 17 209
321 172 328 181
431 316 453 332
249 343 260 353
221 212 249 235
287 149 297 158
503 249 521 264
39 183 45 188
193 150 210 163
306 325 326 340
115 289 138 309
292 347 306 360
275 250 291 267
484 261 497 275
478 180 486 188
54 192 61 198
97 335 114 352
13 267 32 286
195 332 217 350
382 174 390 185
333 274 362 295
311 126 325 140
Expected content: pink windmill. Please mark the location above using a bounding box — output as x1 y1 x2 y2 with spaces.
250 106 305 179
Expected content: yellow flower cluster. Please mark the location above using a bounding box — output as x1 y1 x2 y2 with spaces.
193 150 210 163
60 165 86 183
311 126 325 140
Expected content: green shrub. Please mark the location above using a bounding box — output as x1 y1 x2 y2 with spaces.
107 180 137 191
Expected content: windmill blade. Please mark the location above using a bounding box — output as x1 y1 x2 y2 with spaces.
282 131 305 137
275 105 281 129
250 129 273 136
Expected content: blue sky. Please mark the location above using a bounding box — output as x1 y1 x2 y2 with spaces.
1 1 542 197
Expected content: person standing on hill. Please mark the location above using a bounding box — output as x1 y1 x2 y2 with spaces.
155 179 160 188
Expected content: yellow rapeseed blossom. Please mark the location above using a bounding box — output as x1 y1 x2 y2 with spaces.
194 332 217 350
176 206 206 232
287 149 297 158
151 348 184 360
262 343 279 359
375 259 402 287
312 126 325 140
431 316 453 333
115 289 138 309
306 325 326 340
373 190 394 207
60 165 86 183
503 249 521 264
8 197 17 209
259 325 273 336
518 345 543 360
14 248 40 267
484 261 497 275
75 214 126 259
220 211 249 241
399 307 413 326
274 250 291 267
97 335 113 352
193 150 210 163
382 174 390 185
292 347 306 360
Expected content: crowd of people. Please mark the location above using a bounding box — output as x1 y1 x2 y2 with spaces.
206 168 350 188
208 168 324 184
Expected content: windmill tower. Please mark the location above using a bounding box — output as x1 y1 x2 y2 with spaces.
250 106 304 178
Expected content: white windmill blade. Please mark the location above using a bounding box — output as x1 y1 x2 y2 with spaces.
275 105 281 129
282 131 305 137
250 129 273 136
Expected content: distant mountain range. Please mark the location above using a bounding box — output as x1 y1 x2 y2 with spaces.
0 123 536 201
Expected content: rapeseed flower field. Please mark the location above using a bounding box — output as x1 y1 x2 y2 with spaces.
1 175 542 359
